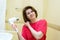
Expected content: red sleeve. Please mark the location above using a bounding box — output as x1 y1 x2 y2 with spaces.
38 20 47 35
41 20 47 35
22 25 27 39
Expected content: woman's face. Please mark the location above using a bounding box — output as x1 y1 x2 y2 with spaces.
26 9 36 21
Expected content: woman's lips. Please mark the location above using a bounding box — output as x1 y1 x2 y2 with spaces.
30 14 34 17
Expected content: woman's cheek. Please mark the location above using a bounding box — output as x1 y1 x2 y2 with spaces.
27 15 30 19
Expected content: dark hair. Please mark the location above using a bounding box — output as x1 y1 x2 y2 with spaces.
22 6 38 22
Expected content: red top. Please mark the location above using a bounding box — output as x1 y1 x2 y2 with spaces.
22 19 47 40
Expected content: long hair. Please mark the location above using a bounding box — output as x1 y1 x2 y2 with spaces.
22 6 38 22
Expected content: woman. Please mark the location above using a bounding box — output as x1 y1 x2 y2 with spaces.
10 6 47 40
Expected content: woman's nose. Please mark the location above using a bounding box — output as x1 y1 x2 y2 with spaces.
30 12 32 15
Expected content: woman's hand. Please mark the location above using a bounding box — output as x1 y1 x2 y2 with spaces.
8 17 19 32
12 24 18 32
25 21 30 28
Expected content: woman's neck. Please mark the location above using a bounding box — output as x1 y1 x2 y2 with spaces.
30 18 37 23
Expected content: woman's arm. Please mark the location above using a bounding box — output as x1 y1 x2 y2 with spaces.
28 26 43 40
11 24 25 40
8 17 26 40
17 32 25 40
25 22 43 40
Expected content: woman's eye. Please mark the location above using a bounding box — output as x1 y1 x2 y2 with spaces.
27 11 34 15
27 12 30 15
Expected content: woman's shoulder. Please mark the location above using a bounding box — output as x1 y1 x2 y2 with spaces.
38 19 47 23
22 24 28 29
37 18 46 21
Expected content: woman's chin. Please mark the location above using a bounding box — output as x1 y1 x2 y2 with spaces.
30 18 35 20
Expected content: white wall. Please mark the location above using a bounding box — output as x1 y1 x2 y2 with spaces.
43 0 60 40
0 0 6 30
45 0 60 26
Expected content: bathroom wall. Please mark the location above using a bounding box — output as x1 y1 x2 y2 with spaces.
46 27 60 40
43 0 60 30
46 0 60 25
43 0 60 40
6 0 24 31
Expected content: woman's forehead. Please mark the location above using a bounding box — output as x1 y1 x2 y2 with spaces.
26 9 32 12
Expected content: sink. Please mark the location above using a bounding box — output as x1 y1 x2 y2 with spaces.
0 32 13 40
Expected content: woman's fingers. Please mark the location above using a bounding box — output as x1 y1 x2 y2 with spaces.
25 21 30 27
